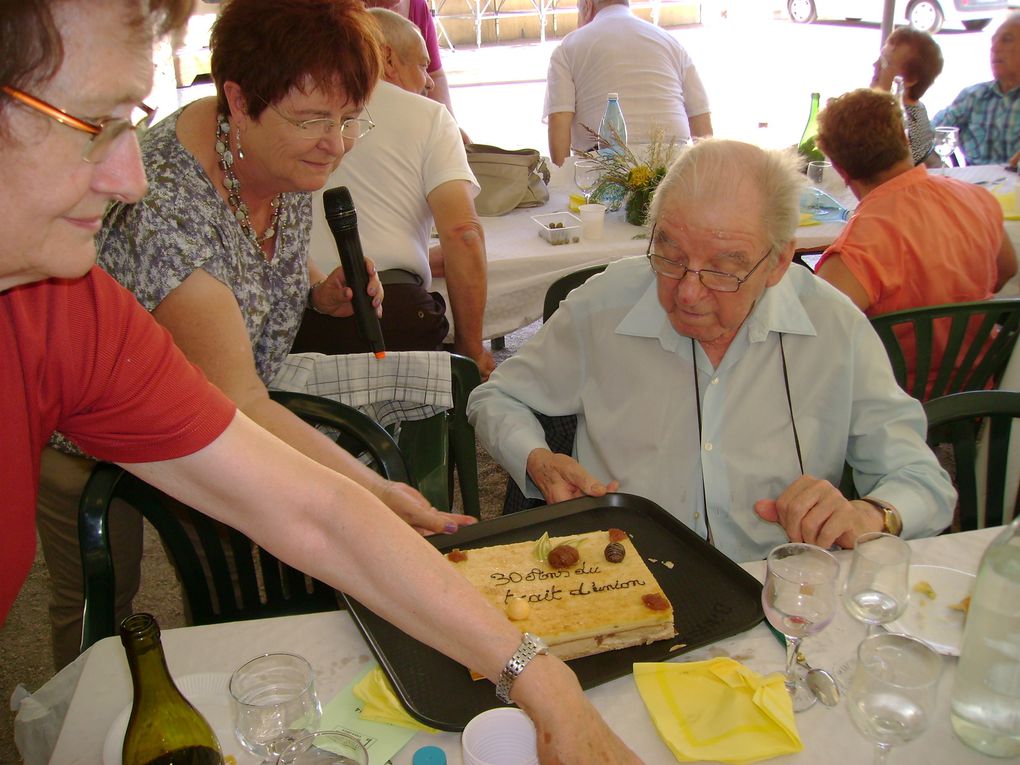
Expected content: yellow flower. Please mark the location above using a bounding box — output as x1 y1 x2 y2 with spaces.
627 164 653 189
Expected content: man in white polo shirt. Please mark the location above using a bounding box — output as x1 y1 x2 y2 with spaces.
302 8 494 377
544 0 713 166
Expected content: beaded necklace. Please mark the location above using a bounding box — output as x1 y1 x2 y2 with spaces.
215 115 280 245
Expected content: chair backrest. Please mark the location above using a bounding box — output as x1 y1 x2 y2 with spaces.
395 354 483 517
924 390 1020 531
869 299 1020 401
79 394 411 651
542 264 609 322
268 390 412 484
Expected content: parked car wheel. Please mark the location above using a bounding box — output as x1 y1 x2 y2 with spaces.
907 0 944 33
788 0 817 23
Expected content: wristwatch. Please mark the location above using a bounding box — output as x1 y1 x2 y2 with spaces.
860 497 903 536
495 632 548 704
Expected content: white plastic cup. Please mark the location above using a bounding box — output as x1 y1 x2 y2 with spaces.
578 203 607 240
461 708 538 765
807 160 831 187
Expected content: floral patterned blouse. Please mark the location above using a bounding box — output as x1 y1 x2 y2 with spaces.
98 107 311 385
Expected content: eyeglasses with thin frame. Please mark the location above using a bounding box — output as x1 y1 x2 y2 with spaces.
645 225 773 293
266 99 375 143
2 85 155 164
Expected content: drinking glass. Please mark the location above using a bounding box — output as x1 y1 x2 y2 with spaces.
574 159 601 203
807 160 831 187
847 633 942 764
230 653 322 759
276 731 368 765
762 542 841 711
843 532 911 636
933 126 959 171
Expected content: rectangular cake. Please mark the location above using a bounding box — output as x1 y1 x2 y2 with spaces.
446 529 676 661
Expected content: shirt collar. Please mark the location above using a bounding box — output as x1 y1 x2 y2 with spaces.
615 266 818 352
592 4 633 20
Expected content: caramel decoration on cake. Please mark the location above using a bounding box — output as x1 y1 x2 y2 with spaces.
447 530 676 661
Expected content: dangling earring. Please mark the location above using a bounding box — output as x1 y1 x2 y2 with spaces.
235 126 244 161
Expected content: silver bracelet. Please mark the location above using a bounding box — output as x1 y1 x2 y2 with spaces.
307 280 326 314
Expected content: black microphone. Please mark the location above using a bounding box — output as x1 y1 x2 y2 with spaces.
322 186 386 359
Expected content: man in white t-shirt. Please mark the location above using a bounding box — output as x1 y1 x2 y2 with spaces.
302 8 494 377
544 0 713 166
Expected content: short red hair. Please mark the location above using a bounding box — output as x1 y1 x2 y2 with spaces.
210 0 382 119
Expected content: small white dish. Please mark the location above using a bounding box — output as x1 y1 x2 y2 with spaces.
884 564 976 656
102 672 239 765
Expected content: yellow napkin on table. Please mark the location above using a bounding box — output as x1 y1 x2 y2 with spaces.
798 212 821 227
633 658 802 765
993 190 1020 221
352 667 439 732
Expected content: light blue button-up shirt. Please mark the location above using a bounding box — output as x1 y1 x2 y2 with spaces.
932 80 1020 165
468 256 955 563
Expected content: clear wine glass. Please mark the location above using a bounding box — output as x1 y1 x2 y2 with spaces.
762 542 841 712
843 532 911 637
230 653 323 760
932 126 959 172
574 159 601 203
847 633 942 764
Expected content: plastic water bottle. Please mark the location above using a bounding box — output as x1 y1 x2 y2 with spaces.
799 187 850 222
949 517 1020 757
593 93 627 210
597 93 628 156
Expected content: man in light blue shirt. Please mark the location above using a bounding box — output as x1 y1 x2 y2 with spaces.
467 139 955 563
932 12 1020 166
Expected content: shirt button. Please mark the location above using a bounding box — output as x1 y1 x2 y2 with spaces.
711 377 719 384
694 512 701 520
704 442 713 451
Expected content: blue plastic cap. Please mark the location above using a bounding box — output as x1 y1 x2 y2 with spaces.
412 745 448 765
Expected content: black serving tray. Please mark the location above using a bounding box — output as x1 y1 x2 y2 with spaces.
342 493 763 731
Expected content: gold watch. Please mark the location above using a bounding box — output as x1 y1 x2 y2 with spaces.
860 497 903 536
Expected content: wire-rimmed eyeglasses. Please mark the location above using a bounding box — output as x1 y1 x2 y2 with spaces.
645 225 772 293
2 85 155 164
268 100 375 143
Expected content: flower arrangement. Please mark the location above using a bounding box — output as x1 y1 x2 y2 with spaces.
580 126 682 226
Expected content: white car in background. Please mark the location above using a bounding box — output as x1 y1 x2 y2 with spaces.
786 0 1006 33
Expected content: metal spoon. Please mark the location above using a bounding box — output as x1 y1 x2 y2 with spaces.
797 651 841 707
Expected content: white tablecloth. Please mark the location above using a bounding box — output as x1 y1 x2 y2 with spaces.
48 527 1001 765
433 163 1020 341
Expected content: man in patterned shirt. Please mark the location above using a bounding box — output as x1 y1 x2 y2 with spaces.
933 12 1020 165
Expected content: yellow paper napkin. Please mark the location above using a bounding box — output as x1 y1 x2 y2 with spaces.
352 667 439 732
798 212 821 228
993 190 1020 221
633 658 802 765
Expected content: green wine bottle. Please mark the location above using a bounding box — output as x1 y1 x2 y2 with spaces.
120 613 224 765
797 92 825 163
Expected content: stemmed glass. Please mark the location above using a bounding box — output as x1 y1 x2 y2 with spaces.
932 126 959 172
847 633 942 764
762 542 841 711
574 159 601 203
836 532 911 689
843 532 911 636
230 653 323 761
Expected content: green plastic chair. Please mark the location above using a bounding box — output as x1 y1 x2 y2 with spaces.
542 264 609 322
79 394 412 652
925 390 1020 532
869 299 1020 401
395 354 483 518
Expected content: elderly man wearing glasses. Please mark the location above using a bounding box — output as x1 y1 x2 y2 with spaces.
468 139 956 563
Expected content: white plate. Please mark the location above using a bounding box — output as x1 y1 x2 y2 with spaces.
884 564 976 656
102 672 245 765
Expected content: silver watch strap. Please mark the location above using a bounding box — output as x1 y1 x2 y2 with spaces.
495 632 547 704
